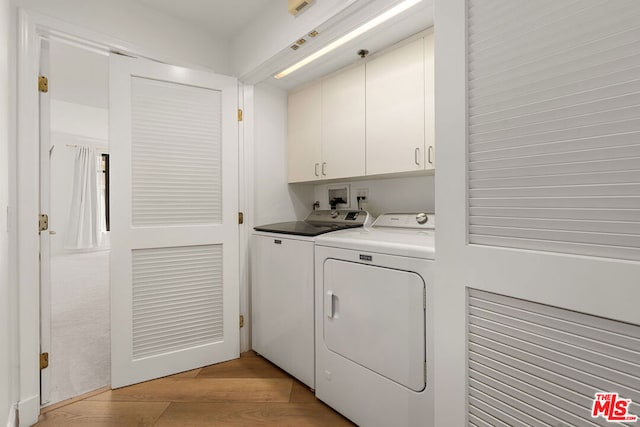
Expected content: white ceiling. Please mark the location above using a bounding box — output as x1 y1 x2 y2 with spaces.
136 0 279 40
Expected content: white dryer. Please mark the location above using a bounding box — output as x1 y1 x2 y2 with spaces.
314 213 435 427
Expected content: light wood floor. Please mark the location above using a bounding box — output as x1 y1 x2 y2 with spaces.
35 351 355 427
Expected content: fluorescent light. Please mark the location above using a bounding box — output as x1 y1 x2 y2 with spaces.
274 0 423 79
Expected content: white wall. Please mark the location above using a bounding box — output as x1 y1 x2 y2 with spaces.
16 0 231 73
253 82 314 225
1 0 17 424
313 175 435 217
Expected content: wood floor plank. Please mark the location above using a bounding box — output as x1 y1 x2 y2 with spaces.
167 368 201 378
88 378 293 403
40 351 354 426
153 402 356 427
289 380 317 403
34 401 169 427
197 355 289 379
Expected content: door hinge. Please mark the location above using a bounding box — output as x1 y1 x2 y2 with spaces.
239 315 245 328
39 75 49 93
40 352 49 370
39 214 49 232
238 212 244 225
237 108 243 122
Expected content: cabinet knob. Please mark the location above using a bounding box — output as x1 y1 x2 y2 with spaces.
322 162 327 176
314 163 319 177
415 148 420 166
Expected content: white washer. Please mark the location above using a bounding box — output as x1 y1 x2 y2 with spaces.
251 210 371 388
314 213 435 427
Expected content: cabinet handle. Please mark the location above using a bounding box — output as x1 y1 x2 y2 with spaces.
314 163 319 177
428 146 434 165
415 147 420 166
322 162 327 176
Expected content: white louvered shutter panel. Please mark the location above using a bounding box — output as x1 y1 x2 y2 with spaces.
467 0 640 261
468 289 640 427
110 54 238 388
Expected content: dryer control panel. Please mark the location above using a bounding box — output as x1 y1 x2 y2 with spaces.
373 213 435 229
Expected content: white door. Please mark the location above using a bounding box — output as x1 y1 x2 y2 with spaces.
435 1 640 426
109 54 239 388
38 38 51 405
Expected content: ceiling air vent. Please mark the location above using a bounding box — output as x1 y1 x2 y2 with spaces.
288 0 315 16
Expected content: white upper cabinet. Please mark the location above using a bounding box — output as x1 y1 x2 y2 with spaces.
287 31 434 183
322 64 366 180
288 81 322 183
366 37 425 176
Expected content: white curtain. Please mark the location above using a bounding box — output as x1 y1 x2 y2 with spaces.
65 146 101 249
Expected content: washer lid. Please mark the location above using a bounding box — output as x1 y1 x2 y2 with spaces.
253 221 360 237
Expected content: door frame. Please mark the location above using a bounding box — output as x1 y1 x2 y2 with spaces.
16 9 252 425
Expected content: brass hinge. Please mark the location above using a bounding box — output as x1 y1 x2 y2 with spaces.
238 212 244 225
40 352 49 370
239 315 245 328
39 214 49 232
237 108 243 122
39 75 49 93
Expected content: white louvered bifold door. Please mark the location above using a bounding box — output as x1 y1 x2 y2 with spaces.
109 54 239 388
467 0 640 261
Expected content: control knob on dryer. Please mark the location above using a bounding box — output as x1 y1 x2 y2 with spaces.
416 212 428 224
330 210 339 219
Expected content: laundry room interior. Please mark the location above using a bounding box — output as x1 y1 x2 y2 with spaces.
2 0 640 426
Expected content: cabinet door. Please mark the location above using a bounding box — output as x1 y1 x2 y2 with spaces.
366 38 425 175
424 31 435 171
322 64 366 180
288 81 322 183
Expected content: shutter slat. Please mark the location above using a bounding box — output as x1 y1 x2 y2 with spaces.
470 207 640 223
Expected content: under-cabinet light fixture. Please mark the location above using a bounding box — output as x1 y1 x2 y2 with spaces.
274 0 423 79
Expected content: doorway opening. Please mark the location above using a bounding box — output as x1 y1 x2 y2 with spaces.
40 37 111 407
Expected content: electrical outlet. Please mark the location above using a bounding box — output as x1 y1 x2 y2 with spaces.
356 188 369 199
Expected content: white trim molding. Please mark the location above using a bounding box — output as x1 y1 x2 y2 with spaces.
5 403 17 427
16 9 42 426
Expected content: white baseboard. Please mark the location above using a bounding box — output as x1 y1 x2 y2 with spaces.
17 396 38 427
5 404 17 427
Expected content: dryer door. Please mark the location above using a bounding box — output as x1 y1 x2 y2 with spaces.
323 259 426 391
